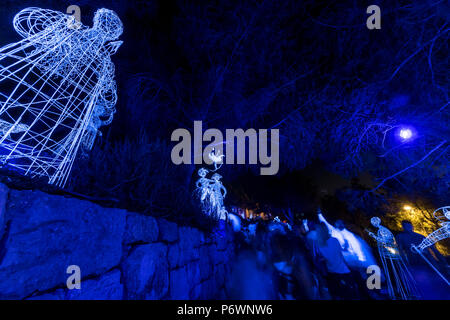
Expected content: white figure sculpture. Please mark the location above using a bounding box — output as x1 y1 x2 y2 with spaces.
195 168 212 201
367 217 420 300
413 206 450 252
411 206 450 286
0 7 123 186
195 168 228 220
208 148 224 171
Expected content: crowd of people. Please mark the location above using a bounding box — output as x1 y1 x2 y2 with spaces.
227 213 373 300
225 211 449 300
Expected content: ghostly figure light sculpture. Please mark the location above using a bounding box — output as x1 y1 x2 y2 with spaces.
195 149 228 220
367 217 419 300
411 206 450 286
0 7 123 186
208 147 224 171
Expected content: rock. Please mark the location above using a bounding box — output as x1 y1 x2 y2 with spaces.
169 266 189 299
203 234 214 245
27 288 66 300
179 226 202 248
0 186 237 300
168 241 200 269
217 288 227 300
198 278 216 300
177 226 201 263
66 269 123 300
122 243 168 299
208 243 218 259
0 189 126 299
0 183 8 240
190 283 202 300
157 218 178 242
26 270 123 300
214 263 226 288
167 242 181 269
198 247 212 281
216 234 228 251
186 261 201 288
124 212 158 244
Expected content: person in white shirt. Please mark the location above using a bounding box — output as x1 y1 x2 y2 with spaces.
314 223 358 299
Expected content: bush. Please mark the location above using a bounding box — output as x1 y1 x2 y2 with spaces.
67 130 199 222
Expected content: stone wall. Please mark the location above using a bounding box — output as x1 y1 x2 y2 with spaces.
0 184 235 299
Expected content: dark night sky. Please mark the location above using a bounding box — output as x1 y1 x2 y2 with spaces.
0 1 448 221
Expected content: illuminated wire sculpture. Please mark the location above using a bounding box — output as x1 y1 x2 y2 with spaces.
208 147 224 171
367 217 420 300
195 149 228 220
411 206 450 286
0 7 123 186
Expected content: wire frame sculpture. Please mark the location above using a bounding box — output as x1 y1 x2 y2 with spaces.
411 206 450 286
367 217 420 300
194 149 228 220
413 206 450 251
0 7 123 186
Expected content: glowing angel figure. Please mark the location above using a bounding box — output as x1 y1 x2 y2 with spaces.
195 168 213 201
0 7 123 186
209 173 228 217
208 148 224 171
195 149 228 220
367 217 420 300
194 169 228 220
411 206 450 286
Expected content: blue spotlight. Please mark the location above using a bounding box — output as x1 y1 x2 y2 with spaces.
399 128 413 140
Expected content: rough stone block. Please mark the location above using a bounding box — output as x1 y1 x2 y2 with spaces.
0 190 126 299
169 266 189 299
122 243 168 299
157 218 178 243
124 212 158 244
66 269 123 300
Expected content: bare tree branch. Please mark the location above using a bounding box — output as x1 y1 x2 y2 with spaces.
371 140 447 192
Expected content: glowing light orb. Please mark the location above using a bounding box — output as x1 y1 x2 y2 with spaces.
399 128 412 140
403 205 412 211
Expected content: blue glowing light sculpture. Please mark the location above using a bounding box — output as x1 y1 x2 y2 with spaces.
0 7 123 186
367 217 420 300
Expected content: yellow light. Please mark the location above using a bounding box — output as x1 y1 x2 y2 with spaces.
403 205 412 211
387 247 398 255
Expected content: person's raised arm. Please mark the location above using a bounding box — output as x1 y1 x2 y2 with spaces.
317 209 334 233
